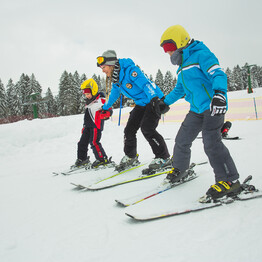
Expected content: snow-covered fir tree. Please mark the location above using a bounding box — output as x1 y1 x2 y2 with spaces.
163 71 173 95
43 88 57 116
155 69 164 92
232 65 245 91
0 79 8 118
16 74 32 115
6 79 22 117
57 71 80 115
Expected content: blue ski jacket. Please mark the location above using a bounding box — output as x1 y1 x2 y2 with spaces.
164 40 228 114
102 58 164 110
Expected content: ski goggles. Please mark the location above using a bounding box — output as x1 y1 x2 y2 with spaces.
97 56 117 66
82 88 91 94
160 40 177 52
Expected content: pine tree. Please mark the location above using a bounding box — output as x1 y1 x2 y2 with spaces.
73 71 84 114
29 74 43 115
16 74 31 115
6 79 22 117
163 71 173 95
155 69 164 92
43 88 57 116
0 79 8 118
57 71 80 115
149 74 154 82
225 67 235 91
232 65 244 90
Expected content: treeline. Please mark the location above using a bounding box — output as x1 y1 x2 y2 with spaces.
0 63 261 124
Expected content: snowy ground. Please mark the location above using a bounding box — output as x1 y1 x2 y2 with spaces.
1 89 262 262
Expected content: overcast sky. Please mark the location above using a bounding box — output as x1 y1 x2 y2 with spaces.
1 0 261 94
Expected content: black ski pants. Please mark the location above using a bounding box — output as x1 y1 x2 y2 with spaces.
124 104 170 159
77 127 107 161
173 110 239 182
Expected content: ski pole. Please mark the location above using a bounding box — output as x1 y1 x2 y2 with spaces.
253 97 258 120
118 94 123 126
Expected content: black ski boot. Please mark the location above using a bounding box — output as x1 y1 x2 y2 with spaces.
72 157 90 169
164 168 190 184
200 180 242 203
91 157 114 169
142 158 172 175
115 154 140 172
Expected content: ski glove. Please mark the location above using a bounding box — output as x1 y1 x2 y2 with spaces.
150 97 170 118
210 91 227 116
99 110 111 120
150 97 161 118
159 97 170 115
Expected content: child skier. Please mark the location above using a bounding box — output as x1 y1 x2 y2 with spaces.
159 25 241 202
72 78 113 169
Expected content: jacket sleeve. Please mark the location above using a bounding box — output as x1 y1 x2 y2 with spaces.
198 50 228 94
102 85 121 110
129 65 164 100
164 81 185 105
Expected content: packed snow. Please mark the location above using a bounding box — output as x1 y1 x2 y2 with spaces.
1 89 262 262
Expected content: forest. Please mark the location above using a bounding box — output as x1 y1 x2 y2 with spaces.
0 63 261 124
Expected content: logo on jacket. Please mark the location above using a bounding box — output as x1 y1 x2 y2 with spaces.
131 71 138 77
126 83 133 89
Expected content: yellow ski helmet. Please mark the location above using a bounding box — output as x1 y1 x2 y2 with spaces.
80 78 98 96
160 25 190 50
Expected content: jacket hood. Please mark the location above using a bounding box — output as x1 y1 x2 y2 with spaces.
182 40 210 61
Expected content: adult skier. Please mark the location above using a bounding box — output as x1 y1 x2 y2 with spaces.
158 25 241 201
97 50 170 173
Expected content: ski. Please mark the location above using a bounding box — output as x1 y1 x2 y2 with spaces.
115 162 206 206
222 136 240 140
71 169 170 191
125 191 262 221
53 159 116 176
70 162 147 189
52 164 92 176
125 176 261 221
197 136 240 140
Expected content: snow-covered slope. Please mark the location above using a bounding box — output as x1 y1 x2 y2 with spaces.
1 89 262 262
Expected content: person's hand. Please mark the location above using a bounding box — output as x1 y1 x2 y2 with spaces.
210 91 227 116
159 97 170 114
99 110 111 120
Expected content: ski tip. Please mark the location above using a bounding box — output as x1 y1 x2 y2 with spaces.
125 213 136 219
70 183 86 190
115 200 128 207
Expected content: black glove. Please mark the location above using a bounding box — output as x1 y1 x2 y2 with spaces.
159 98 170 114
210 91 227 116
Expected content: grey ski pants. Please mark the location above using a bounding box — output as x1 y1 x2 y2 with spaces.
173 110 239 182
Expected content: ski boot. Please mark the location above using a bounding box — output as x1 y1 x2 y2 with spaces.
142 157 172 175
115 154 140 172
91 157 115 169
163 167 191 185
71 157 90 169
221 121 232 138
199 180 242 203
